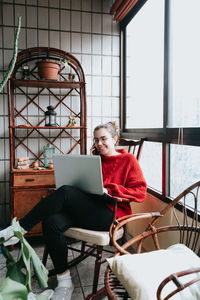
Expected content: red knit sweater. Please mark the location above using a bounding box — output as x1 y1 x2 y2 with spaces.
101 149 147 218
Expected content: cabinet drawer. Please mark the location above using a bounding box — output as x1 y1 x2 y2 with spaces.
12 189 52 236
13 173 55 187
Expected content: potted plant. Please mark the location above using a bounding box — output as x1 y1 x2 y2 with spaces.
36 59 69 81
0 218 51 300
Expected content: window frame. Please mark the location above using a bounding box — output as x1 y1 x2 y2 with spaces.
120 0 200 212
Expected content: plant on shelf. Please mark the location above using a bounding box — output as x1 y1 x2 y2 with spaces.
36 58 69 81
0 218 49 300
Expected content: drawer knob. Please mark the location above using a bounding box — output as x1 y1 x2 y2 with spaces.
25 178 35 182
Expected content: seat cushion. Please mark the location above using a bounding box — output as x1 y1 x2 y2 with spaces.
107 244 200 300
64 227 124 246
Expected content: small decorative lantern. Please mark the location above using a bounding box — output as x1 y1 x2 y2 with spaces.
21 64 30 80
45 105 57 127
44 143 55 168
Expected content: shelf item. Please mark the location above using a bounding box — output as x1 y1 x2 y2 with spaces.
8 47 87 236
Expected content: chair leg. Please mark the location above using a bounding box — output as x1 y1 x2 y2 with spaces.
92 245 103 294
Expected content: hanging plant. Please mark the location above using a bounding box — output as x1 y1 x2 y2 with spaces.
0 16 21 93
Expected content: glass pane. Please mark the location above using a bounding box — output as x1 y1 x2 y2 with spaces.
170 144 200 209
126 0 164 128
140 141 162 192
168 0 200 127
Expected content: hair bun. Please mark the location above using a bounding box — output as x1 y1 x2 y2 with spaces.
108 121 120 136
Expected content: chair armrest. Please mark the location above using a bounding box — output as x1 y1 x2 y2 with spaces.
110 212 162 254
157 267 200 300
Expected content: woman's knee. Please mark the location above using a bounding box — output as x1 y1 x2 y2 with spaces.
42 214 61 234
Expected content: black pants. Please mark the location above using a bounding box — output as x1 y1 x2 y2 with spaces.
19 185 114 273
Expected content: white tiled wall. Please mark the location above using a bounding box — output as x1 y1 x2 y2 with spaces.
0 0 120 225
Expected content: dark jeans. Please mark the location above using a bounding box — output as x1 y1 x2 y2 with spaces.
19 185 114 273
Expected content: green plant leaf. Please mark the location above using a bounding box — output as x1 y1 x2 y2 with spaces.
11 218 48 290
0 277 28 300
6 256 27 286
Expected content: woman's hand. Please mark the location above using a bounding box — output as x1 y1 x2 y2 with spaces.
103 187 108 194
90 143 98 156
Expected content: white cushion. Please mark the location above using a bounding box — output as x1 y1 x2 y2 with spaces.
64 227 124 246
107 244 200 300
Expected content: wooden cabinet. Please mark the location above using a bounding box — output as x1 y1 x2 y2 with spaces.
8 47 87 236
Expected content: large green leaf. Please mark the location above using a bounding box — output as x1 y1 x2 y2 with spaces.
0 277 28 300
11 218 48 290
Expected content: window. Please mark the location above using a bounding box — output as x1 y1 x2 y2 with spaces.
126 0 164 129
168 0 200 128
121 0 200 210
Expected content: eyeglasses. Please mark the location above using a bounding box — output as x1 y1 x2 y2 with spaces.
93 136 111 144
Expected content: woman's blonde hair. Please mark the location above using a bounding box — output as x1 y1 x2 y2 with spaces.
93 121 120 138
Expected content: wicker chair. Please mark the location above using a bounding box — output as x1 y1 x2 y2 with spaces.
105 181 200 300
42 138 145 300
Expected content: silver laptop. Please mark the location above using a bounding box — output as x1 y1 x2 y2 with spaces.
53 154 104 195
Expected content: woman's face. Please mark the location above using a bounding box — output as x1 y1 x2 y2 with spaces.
93 128 117 156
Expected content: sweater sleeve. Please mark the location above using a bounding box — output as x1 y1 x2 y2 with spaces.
105 157 147 203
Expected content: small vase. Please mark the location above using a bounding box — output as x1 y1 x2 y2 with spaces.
36 60 60 80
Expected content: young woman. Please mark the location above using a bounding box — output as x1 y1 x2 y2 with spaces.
0 122 147 300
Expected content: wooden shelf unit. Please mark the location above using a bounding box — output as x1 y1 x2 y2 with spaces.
8 47 87 236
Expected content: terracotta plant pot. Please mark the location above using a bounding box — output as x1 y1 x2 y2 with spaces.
36 60 60 80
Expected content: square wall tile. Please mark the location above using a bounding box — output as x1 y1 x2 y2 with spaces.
38 0 48 6
27 6 37 27
112 36 120 55
113 21 120 35
92 76 101 96
38 8 48 29
49 31 60 48
92 1 102 13
92 97 102 116
3 4 14 26
4 117 9 138
71 0 81 10
39 30 49 47
82 33 91 54
92 34 101 55
103 0 113 13
112 56 120 76
102 77 111 96
103 15 112 34
27 29 38 48
92 56 101 76
112 97 120 117
50 0 59 8
60 0 70 9
4 50 13 68
102 56 111 76
71 11 81 32
61 32 71 52
50 9 59 30
60 10 70 31
0 95 3 114
0 162 5 181
102 35 112 55
102 97 112 117
82 0 91 11
82 55 91 75
18 28 26 49
3 27 14 48
112 77 120 97
92 14 101 34
0 141 4 159
82 12 91 33
5 140 10 160
71 33 81 53
15 5 26 27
